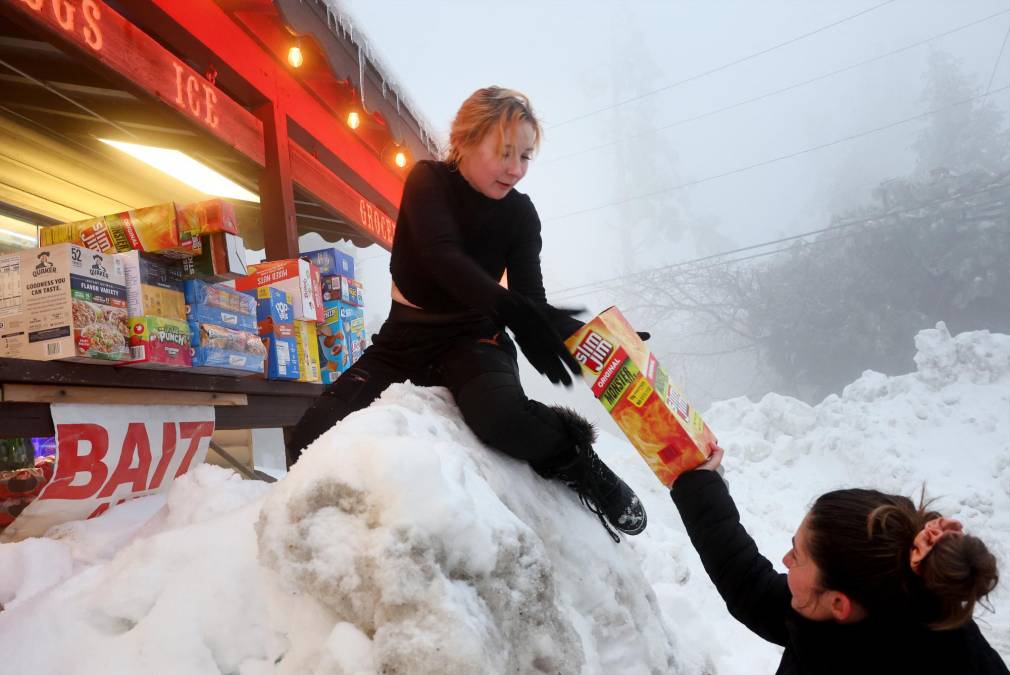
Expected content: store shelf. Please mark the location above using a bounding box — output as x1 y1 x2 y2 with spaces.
0 357 324 437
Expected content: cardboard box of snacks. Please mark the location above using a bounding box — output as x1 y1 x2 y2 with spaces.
182 232 248 282
565 306 716 486
188 320 265 376
11 244 130 363
293 319 321 383
40 203 199 258
127 316 192 369
122 251 186 320
247 287 299 381
234 259 323 323
179 199 239 236
301 247 354 278
321 274 364 306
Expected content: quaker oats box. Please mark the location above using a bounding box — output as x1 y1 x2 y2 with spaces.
18 244 130 363
565 306 716 486
126 316 192 369
0 253 26 358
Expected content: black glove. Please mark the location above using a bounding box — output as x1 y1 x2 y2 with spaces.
637 331 651 342
493 292 582 387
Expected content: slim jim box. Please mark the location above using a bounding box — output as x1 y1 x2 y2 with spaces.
565 307 716 486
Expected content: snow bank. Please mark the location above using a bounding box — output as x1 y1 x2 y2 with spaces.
257 383 678 674
0 324 1006 674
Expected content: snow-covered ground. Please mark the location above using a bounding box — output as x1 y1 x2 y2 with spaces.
1 322 1007 674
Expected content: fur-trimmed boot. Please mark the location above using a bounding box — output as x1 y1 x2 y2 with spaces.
537 406 647 542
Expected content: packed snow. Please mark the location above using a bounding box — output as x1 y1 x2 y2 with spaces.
0 322 1007 674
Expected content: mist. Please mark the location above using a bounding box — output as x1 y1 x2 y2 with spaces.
330 0 1010 412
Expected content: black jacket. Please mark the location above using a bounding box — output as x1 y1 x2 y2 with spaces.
671 471 1009 674
389 160 582 337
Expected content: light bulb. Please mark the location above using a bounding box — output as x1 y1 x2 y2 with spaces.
346 110 361 129
287 44 303 68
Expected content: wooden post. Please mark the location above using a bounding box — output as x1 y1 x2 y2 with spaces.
256 99 298 261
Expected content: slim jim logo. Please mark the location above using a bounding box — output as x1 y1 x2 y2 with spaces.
574 330 614 373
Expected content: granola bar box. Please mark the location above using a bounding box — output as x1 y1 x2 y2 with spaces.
16 244 130 363
126 316 192 369
564 306 715 486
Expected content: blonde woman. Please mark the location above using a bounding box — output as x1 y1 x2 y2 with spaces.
289 87 646 541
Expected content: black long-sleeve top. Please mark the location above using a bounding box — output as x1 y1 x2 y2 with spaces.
389 160 582 338
670 471 1009 675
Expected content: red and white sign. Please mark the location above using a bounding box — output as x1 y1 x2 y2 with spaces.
1 403 214 541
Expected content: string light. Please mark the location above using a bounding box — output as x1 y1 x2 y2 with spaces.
346 110 361 129
287 39 303 68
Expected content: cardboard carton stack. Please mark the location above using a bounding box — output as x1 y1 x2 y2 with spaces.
302 247 366 385
122 251 191 369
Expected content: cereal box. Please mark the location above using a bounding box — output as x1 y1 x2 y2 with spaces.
247 287 299 381
12 245 130 363
127 316 192 369
565 306 716 486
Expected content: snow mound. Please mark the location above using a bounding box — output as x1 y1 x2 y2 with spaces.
913 321 1010 388
257 383 679 675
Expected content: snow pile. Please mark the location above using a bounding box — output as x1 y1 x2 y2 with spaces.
256 384 678 674
0 324 1006 674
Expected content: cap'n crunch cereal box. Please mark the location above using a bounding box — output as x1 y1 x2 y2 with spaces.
565 306 716 486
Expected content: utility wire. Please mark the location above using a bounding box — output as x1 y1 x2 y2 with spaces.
542 85 1010 223
547 179 1009 300
539 10 1009 167
547 0 898 129
983 20 1010 95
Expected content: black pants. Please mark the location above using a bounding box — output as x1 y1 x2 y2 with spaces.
286 303 575 468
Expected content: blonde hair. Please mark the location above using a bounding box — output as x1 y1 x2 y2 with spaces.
445 86 542 167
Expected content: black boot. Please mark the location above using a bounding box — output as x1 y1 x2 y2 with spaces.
538 407 648 542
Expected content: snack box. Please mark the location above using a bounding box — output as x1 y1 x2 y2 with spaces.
187 304 256 332
179 199 239 236
233 259 323 323
8 244 130 363
246 286 295 335
189 346 264 376
321 274 364 307
40 203 199 258
293 319 321 383
126 316 192 369
182 232 248 281
565 306 716 486
301 247 354 279
318 301 366 384
183 279 256 316
188 320 266 376
121 251 186 320
261 329 300 380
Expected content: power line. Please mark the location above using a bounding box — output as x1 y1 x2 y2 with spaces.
542 85 1010 223
547 179 1009 301
538 11 1009 167
547 0 899 129
984 20 1010 95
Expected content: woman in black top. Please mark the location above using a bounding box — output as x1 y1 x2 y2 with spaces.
671 445 1007 674
288 86 647 540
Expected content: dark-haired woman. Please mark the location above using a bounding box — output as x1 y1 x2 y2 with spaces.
672 444 1007 674
287 86 646 540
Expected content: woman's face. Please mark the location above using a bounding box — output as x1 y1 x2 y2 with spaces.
458 120 536 199
783 514 834 621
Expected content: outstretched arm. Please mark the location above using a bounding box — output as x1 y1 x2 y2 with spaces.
671 466 792 646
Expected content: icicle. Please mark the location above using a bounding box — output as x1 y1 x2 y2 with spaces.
357 44 370 113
